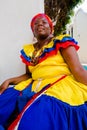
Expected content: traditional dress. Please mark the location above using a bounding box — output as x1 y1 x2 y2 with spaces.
1 34 87 130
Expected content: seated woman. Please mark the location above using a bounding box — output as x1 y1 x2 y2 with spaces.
0 13 87 130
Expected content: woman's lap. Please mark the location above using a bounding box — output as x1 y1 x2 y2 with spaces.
18 95 67 130
1 88 87 130
0 87 20 127
18 95 87 130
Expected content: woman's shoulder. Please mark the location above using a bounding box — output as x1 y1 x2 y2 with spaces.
53 34 79 50
54 34 77 42
55 34 70 40
22 43 34 53
20 43 34 57
23 43 33 49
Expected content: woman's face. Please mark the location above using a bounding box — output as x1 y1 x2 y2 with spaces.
33 17 51 39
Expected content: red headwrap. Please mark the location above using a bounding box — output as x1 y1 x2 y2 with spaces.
30 13 53 33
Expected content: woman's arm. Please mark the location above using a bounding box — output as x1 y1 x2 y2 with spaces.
0 65 31 93
60 46 87 85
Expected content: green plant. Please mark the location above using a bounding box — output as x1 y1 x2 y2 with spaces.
44 0 83 36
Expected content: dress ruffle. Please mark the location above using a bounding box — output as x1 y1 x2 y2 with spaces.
20 35 79 66
8 95 87 130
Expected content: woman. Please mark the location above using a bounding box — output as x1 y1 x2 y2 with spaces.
0 13 87 130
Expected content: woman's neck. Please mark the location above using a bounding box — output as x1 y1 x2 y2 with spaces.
35 34 53 50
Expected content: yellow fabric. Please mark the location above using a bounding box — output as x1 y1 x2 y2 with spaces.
45 76 87 106
22 34 70 58
56 34 70 40
29 51 87 106
14 78 32 91
15 34 87 106
23 44 34 57
29 51 71 80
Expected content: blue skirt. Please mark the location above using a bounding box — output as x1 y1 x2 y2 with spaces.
1 86 87 130
17 94 87 130
0 87 20 128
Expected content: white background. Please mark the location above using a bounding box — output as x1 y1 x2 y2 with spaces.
0 0 44 83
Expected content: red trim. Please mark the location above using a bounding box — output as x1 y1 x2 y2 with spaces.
20 55 31 65
39 41 79 64
20 41 80 66
56 41 79 50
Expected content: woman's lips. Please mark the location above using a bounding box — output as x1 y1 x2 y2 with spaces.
37 27 45 32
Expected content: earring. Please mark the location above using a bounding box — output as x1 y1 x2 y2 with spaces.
33 36 37 43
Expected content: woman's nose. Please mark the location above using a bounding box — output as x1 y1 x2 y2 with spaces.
38 21 43 25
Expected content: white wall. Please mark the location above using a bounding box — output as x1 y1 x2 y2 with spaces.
67 8 87 64
73 9 87 63
0 0 44 83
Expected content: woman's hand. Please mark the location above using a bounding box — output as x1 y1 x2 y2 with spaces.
0 66 31 94
0 79 10 94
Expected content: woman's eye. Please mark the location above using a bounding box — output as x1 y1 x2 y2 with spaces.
43 21 47 24
34 22 38 25
34 19 48 26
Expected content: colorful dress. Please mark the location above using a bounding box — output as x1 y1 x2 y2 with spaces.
1 34 87 130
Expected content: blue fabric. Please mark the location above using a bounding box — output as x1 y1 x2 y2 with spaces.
17 83 35 112
18 95 87 130
21 49 31 61
0 87 20 126
54 36 78 44
0 125 5 130
20 36 78 63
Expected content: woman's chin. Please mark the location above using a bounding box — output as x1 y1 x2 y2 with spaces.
37 34 49 40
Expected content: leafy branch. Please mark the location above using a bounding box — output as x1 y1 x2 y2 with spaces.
44 0 83 36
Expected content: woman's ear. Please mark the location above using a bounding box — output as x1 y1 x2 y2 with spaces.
32 36 37 43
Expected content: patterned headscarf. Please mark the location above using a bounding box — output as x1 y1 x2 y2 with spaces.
30 13 53 33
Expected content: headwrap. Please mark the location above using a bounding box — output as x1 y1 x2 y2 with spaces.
30 13 53 33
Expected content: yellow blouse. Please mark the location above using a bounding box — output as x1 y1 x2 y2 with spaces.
14 34 87 106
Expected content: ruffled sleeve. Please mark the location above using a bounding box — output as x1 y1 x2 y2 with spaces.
20 44 34 65
37 34 80 64
20 34 80 66
53 34 79 51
